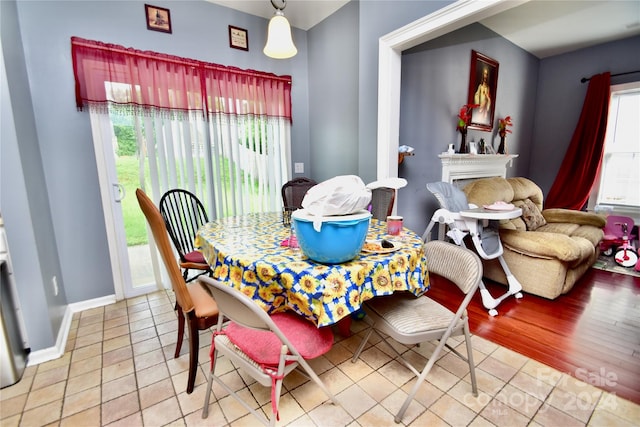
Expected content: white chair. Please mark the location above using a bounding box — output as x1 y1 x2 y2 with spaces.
351 240 481 424
199 276 339 426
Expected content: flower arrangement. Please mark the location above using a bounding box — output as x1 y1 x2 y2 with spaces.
457 103 479 133
497 116 513 154
498 116 513 137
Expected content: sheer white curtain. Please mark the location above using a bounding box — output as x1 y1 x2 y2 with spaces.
207 113 290 218
73 37 292 214
91 104 290 218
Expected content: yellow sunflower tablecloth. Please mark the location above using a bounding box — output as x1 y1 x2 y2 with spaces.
194 212 429 327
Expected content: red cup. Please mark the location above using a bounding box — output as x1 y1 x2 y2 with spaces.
386 216 403 236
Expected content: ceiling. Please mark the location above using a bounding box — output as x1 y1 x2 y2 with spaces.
481 0 640 58
206 0 640 58
207 0 350 31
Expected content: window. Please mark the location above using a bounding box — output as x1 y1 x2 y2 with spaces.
589 82 640 220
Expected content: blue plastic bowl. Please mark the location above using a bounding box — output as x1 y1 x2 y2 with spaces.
292 210 371 264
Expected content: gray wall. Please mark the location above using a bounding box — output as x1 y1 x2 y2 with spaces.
397 23 539 234
531 35 640 193
308 1 359 182
307 0 447 183
1 0 65 349
356 1 452 185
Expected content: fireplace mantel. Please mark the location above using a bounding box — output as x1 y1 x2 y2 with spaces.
439 154 518 187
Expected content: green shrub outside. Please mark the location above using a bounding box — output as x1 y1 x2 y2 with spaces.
117 156 149 246
115 121 264 248
114 125 137 156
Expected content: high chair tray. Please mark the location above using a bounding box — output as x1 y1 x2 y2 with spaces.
461 207 522 220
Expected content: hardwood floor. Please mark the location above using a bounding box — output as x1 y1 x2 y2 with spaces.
428 266 640 405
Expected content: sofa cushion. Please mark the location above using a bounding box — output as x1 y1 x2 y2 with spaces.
500 230 585 262
508 177 544 207
536 222 604 246
571 225 605 247
537 222 579 236
543 208 606 228
567 236 596 268
463 177 514 207
520 199 547 231
501 217 524 231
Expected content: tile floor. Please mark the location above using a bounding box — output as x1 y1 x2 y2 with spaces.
1 290 639 427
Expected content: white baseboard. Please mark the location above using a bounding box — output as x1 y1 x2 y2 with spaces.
27 294 116 366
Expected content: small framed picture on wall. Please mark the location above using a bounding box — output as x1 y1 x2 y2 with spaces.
229 26 249 51
145 4 172 34
467 50 499 132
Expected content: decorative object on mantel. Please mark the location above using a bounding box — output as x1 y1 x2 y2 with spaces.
264 0 297 59
398 145 415 164
456 103 478 153
459 129 467 153
469 141 478 154
497 116 513 154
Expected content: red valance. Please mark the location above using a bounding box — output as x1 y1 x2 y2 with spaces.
71 37 292 122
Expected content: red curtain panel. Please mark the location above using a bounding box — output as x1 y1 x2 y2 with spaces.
545 72 611 210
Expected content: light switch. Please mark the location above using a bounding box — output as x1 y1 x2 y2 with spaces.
294 162 304 173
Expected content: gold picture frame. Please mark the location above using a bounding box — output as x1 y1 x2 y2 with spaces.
467 50 499 132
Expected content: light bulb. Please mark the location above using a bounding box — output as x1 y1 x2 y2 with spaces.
264 11 297 59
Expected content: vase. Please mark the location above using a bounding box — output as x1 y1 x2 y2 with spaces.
497 134 506 154
459 130 468 153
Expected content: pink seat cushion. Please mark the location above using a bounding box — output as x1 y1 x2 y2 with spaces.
224 312 334 365
184 251 206 263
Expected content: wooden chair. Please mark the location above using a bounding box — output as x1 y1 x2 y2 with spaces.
200 276 338 425
352 240 481 423
281 177 317 209
136 188 218 394
159 189 211 282
370 187 396 221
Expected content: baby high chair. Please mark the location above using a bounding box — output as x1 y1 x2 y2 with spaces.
422 182 523 316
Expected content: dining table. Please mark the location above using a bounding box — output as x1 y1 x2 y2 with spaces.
194 211 429 329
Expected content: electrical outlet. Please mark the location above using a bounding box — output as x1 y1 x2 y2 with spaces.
294 162 304 173
52 276 59 296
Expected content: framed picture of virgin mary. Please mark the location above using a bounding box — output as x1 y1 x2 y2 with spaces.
467 50 499 131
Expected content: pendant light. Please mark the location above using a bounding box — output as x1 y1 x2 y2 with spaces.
263 0 297 59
